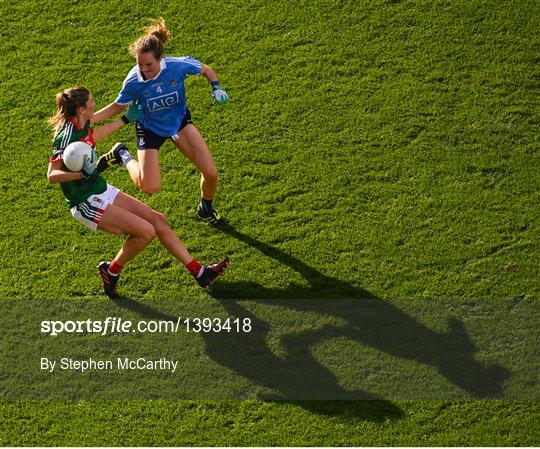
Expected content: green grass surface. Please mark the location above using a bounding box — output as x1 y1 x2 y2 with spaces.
1 0 539 445
1 401 539 446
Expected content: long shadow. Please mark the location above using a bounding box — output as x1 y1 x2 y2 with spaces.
204 224 510 403
112 293 403 421
111 224 510 420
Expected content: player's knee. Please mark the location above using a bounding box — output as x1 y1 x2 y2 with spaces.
139 222 156 243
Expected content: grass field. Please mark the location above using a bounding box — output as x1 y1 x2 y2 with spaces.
1 0 539 446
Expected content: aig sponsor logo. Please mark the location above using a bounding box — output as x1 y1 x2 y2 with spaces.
147 92 179 111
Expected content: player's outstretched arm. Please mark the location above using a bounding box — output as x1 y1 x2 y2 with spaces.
93 102 141 142
93 117 126 143
91 102 126 124
200 63 229 105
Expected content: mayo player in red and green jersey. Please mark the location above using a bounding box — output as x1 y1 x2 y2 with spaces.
48 86 228 298
50 117 106 210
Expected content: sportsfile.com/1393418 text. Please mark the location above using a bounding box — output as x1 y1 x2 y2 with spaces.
40 317 252 336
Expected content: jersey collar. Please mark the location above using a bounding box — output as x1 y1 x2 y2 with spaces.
136 58 167 82
70 118 87 130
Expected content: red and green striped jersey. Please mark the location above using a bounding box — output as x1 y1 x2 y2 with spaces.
50 120 106 208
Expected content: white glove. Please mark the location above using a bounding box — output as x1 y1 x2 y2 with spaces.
211 89 229 105
81 149 97 177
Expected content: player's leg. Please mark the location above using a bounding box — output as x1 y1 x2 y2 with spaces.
134 148 161 194
132 121 165 194
173 123 224 224
97 123 163 194
100 144 161 195
113 191 191 264
174 123 218 199
96 201 156 297
98 203 156 264
112 191 228 286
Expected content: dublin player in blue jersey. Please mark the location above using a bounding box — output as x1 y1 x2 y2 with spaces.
93 18 229 225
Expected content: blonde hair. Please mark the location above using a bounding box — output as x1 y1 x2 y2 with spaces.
49 86 90 131
129 18 172 59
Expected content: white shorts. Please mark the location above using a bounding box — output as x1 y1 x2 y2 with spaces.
70 184 120 231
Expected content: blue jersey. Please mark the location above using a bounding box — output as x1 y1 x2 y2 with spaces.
115 56 202 137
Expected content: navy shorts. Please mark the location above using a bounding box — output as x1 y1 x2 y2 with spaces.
136 109 193 150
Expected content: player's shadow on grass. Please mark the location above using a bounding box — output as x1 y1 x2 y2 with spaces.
111 224 510 420
112 291 404 421
205 224 510 403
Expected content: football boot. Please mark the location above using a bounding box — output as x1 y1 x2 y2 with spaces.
196 258 229 288
197 202 226 225
98 261 120 298
96 142 126 173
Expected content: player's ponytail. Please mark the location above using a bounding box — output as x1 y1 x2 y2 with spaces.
129 18 171 60
49 87 90 131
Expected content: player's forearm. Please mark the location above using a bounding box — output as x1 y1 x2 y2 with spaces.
92 102 126 124
200 64 229 105
47 169 84 183
200 63 219 83
93 117 126 142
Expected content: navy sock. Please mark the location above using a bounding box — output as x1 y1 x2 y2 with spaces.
201 198 213 211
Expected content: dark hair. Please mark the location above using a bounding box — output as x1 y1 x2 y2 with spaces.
129 18 171 60
49 86 90 130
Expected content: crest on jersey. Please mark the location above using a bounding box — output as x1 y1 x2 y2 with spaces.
169 80 178 88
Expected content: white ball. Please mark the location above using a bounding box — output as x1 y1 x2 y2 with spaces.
63 141 93 172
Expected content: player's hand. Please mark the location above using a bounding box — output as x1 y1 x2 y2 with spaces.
210 82 229 105
211 89 229 105
122 100 142 123
81 151 97 178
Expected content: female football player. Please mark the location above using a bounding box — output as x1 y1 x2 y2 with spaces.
93 18 229 225
47 86 228 298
